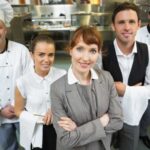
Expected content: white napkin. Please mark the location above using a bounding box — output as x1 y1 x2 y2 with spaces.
20 111 43 150
32 124 43 148
122 86 150 125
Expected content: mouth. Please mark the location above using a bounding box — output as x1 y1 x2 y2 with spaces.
42 64 50 68
122 33 132 38
79 62 90 68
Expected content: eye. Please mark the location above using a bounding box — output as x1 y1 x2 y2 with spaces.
39 53 45 57
76 46 84 52
90 48 98 54
129 20 136 24
118 20 125 25
48 53 55 57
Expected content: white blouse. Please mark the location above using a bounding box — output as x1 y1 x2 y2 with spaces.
17 64 66 115
17 64 66 149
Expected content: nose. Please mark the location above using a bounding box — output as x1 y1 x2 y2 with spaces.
124 22 130 30
44 55 49 62
82 52 90 61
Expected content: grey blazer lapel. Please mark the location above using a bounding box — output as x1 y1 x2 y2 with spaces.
93 71 110 116
65 77 91 123
92 76 104 116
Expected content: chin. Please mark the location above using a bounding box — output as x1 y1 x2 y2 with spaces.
78 68 89 73
42 68 50 73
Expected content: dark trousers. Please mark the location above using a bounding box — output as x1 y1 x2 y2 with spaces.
118 123 139 150
32 124 56 150
112 123 139 150
140 100 150 136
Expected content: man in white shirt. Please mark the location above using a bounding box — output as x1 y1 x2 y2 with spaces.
0 1 31 150
100 2 150 150
136 10 150 149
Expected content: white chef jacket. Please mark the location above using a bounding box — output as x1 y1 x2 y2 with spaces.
97 39 150 126
0 40 31 124
136 26 150 45
16 64 66 149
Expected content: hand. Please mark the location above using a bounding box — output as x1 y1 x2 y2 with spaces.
58 117 77 131
115 82 142 97
1 104 16 119
43 109 52 125
115 82 126 97
100 113 109 127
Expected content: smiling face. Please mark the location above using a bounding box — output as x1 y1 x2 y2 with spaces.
32 41 55 77
112 9 141 46
70 36 99 77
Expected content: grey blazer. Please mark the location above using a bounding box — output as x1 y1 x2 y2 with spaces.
51 69 123 150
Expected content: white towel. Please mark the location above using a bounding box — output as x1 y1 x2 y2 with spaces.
20 111 43 150
32 124 43 148
122 86 150 125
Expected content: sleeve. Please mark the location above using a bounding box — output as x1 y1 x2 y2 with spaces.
16 77 26 99
51 81 106 149
103 72 123 133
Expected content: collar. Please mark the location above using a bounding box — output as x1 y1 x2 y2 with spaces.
147 24 150 34
30 62 52 84
114 39 137 56
0 38 8 54
68 65 98 85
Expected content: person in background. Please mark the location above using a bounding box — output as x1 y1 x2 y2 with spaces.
136 10 150 149
101 2 150 150
15 34 66 150
51 26 123 150
0 0 31 150
136 11 150 45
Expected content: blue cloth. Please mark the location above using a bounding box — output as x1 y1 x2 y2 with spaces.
0 123 19 150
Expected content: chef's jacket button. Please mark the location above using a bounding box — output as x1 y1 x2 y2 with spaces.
7 88 10 90
6 76 9 79
8 99 11 101
5 62 8 65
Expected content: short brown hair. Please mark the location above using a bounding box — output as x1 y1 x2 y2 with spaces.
112 2 140 23
66 26 102 52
